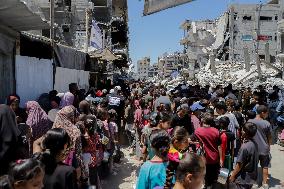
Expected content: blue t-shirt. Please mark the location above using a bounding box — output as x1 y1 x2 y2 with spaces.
136 161 168 189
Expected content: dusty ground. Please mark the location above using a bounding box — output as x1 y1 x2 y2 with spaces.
101 147 141 189
101 144 284 189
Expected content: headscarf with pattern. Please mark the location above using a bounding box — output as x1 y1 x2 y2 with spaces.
52 105 80 149
26 101 51 140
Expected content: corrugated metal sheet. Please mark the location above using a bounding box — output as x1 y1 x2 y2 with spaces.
16 55 53 106
0 33 15 104
143 0 194 16
54 67 89 92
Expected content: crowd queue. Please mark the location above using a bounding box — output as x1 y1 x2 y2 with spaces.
0 81 284 189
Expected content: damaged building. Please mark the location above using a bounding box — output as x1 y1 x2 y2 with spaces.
181 0 284 68
227 1 283 63
180 19 217 68
91 0 129 68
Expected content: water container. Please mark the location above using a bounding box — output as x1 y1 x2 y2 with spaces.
217 168 230 185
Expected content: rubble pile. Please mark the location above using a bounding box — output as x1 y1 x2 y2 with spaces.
195 61 284 89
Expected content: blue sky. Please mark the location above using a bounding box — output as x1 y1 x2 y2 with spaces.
128 0 267 66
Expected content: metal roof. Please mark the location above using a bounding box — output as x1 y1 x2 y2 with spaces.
0 0 50 31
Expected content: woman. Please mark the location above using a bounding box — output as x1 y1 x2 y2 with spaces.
35 128 78 189
0 105 21 175
26 101 51 141
6 94 27 124
52 105 86 183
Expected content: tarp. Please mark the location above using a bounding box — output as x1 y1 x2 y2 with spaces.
0 0 49 31
90 19 103 50
89 48 119 61
54 67 90 92
54 44 87 70
143 0 194 16
15 55 53 106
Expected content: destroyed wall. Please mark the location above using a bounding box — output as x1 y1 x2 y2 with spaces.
185 21 216 68
229 4 281 62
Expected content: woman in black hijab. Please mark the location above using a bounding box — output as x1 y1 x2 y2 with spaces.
0 104 21 175
6 94 27 124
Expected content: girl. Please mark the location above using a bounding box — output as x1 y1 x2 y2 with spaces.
142 112 172 160
7 158 44 189
164 127 190 189
173 153 206 189
34 128 78 189
136 130 171 189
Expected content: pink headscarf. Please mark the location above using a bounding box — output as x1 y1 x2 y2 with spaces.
26 101 51 140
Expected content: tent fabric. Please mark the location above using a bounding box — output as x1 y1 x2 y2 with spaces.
54 67 90 92
143 0 194 16
54 44 87 70
89 48 119 61
16 55 53 107
0 0 49 31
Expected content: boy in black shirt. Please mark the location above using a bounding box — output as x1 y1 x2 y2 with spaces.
229 122 259 189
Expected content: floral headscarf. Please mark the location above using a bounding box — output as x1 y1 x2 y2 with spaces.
52 105 80 149
26 101 51 140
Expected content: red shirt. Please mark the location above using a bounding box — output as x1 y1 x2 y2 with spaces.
220 131 227 162
194 127 220 164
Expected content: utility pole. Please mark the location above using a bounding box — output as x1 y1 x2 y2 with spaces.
85 8 90 53
50 0 55 55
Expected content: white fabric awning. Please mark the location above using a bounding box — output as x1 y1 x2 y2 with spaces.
90 48 119 61
0 0 49 31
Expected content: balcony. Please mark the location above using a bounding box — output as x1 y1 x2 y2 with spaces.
278 19 284 32
180 37 189 45
180 20 191 30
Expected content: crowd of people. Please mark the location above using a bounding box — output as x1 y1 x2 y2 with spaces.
0 81 284 189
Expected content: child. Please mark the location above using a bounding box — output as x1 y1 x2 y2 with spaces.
219 116 235 171
229 122 259 189
142 112 172 160
3 158 44 189
173 152 206 189
164 126 190 189
34 128 78 189
136 130 171 189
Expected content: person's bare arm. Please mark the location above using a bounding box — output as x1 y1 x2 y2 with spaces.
218 145 224 167
229 162 243 182
33 136 44 153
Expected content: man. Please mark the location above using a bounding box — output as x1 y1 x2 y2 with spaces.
229 122 259 189
61 83 79 108
154 90 171 111
216 101 239 138
191 112 222 188
190 101 205 130
248 105 272 189
171 104 193 135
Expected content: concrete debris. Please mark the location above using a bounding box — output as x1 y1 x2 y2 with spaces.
195 61 284 89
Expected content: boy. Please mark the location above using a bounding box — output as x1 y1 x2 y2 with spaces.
248 105 272 189
229 122 259 189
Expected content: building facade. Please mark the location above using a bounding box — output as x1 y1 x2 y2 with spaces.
158 53 185 78
137 57 150 79
228 2 283 62
148 63 159 77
